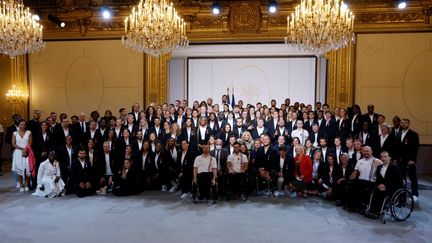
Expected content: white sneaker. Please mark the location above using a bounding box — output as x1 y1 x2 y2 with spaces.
24 187 29 192
19 187 25 193
180 193 189 199
273 191 280 197
161 185 167 192
413 195 419 203
169 185 177 193
16 182 21 189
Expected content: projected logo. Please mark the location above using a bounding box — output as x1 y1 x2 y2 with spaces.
231 65 270 106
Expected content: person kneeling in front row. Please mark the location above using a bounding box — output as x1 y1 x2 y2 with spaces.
113 158 140 196
192 143 217 203
32 151 65 198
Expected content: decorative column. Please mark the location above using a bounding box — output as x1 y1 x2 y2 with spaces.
144 54 171 106
325 43 355 109
8 56 29 120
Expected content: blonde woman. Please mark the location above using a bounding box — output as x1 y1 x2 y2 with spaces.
240 131 254 152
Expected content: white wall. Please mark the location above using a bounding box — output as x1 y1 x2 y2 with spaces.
188 57 316 106
169 44 321 106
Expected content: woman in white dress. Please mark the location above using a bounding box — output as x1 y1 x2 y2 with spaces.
11 120 32 192
33 151 65 198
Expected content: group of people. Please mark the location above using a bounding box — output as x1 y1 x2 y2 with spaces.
1 97 420 217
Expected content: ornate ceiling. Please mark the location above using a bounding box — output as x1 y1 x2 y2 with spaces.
25 0 432 41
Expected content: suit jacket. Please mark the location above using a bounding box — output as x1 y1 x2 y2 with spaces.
322 119 338 142
273 126 290 143
308 131 325 145
149 126 164 140
272 155 295 182
336 163 355 181
362 112 379 132
177 149 196 175
266 118 279 135
375 164 403 193
398 129 419 163
216 131 232 147
256 146 276 172
5 125 17 144
180 127 197 152
33 132 52 162
336 118 350 140
95 151 116 178
232 126 246 139
207 121 220 136
374 134 394 158
124 124 139 136
196 126 212 145
136 151 155 174
57 145 77 174
83 130 103 148
349 113 362 137
54 127 79 148
129 111 141 126
71 159 94 187
251 127 269 140
210 148 229 172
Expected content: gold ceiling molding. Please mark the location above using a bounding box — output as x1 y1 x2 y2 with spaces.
37 1 432 41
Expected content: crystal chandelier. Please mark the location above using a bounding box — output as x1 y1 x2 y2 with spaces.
6 85 28 104
122 0 189 57
0 0 45 57
285 0 355 55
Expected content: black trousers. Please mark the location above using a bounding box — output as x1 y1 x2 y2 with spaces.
75 182 94 198
369 188 393 215
346 179 374 210
334 179 349 203
179 172 192 194
193 172 216 200
228 173 246 195
399 161 419 197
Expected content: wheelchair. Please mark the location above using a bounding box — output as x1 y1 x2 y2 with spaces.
365 188 414 224
225 172 249 201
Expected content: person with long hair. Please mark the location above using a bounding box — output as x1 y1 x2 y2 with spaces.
11 120 33 192
289 145 312 198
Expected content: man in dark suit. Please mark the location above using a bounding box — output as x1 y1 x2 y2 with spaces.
374 123 394 158
251 118 268 140
232 118 246 139
83 120 102 149
149 117 163 141
54 118 78 149
396 119 420 201
271 146 295 196
266 111 280 137
318 138 335 162
114 129 135 167
210 139 229 198
71 148 95 197
129 102 141 126
95 141 116 192
27 110 41 138
367 151 403 218
272 118 290 144
349 104 362 138
309 123 324 147
323 111 337 144
362 104 379 134
256 134 276 193
57 135 77 194
177 140 196 198
5 114 21 148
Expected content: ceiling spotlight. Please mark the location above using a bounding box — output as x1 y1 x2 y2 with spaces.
48 15 66 28
398 1 407 9
212 2 221 15
268 0 277 13
101 7 111 19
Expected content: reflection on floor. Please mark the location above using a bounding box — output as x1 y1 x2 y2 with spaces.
0 173 431 243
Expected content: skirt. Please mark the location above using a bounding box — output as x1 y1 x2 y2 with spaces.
11 149 30 177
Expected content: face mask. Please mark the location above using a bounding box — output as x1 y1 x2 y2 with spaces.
215 145 222 150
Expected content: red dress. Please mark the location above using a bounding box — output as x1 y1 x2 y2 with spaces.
294 154 313 183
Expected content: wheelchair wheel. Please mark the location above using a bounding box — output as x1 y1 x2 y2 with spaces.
390 189 414 222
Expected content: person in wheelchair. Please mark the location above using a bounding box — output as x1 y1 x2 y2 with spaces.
366 151 403 218
192 143 218 203
288 145 313 198
345 146 383 212
226 142 249 200
210 139 229 199
272 146 295 197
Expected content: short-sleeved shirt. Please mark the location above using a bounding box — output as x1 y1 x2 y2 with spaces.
194 155 217 174
355 157 382 182
227 153 248 173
